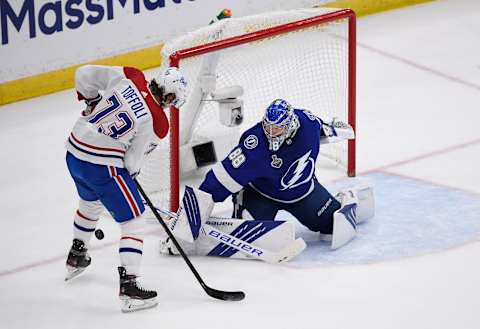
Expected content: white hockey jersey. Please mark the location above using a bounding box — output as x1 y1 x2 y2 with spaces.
66 65 169 174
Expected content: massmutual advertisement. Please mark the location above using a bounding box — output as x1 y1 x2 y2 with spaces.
0 0 323 83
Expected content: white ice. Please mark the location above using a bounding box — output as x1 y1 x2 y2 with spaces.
1 0 480 328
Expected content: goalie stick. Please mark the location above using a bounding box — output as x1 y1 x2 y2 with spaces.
134 178 245 302
157 208 307 264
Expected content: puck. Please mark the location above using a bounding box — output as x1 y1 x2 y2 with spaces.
95 229 104 240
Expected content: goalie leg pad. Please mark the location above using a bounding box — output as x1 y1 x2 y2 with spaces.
203 218 295 259
331 190 358 250
355 185 375 223
159 217 297 261
335 185 374 224
170 186 214 243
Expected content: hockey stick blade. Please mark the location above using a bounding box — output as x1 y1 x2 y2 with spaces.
202 283 245 301
134 179 245 302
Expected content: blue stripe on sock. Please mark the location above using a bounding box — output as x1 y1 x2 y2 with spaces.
74 222 95 232
119 247 143 254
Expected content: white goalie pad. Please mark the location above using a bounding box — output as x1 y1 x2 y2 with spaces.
336 185 375 223
169 186 214 243
354 185 375 223
331 190 358 250
329 185 374 249
160 217 298 261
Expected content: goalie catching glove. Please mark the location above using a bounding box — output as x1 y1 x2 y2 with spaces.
320 118 354 144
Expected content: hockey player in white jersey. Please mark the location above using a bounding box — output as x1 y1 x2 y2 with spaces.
64 64 187 312
197 99 375 250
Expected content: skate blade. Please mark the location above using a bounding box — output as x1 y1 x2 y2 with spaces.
65 266 86 281
120 298 158 313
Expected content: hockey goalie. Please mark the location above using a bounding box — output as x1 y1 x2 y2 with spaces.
156 99 375 263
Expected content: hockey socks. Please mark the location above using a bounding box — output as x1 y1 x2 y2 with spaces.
119 216 145 275
72 199 103 247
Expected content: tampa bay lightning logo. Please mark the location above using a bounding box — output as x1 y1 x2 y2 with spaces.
280 150 315 190
244 134 258 150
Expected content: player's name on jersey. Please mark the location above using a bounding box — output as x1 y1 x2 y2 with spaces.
121 85 148 119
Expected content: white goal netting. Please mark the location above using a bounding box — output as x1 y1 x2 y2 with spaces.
139 7 355 211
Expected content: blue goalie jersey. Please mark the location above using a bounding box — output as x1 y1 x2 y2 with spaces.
199 109 324 203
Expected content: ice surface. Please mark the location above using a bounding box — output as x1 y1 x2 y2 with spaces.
1 0 480 328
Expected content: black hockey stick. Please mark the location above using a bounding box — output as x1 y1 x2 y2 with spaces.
134 178 245 301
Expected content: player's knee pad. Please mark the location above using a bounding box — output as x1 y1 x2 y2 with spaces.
78 199 104 219
331 190 358 250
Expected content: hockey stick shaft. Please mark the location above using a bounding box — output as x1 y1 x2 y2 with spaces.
134 178 245 301
157 208 306 264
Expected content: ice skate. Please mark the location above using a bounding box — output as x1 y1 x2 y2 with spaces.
65 239 91 281
118 266 158 312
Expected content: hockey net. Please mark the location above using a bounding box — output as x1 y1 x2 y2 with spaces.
138 7 356 212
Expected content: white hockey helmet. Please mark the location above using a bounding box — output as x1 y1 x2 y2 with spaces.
149 67 188 108
262 99 299 151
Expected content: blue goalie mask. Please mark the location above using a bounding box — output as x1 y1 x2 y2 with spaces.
262 99 298 151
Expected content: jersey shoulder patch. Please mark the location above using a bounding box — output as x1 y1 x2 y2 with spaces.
243 134 258 150
239 123 265 151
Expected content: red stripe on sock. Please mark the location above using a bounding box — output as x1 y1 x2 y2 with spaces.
76 210 97 222
121 236 144 243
